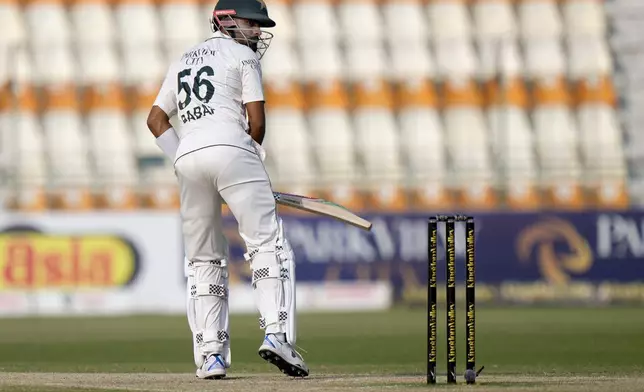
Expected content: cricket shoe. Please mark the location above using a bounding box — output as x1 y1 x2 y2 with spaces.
258 334 309 378
195 354 227 379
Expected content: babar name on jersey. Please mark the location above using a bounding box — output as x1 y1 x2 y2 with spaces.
181 104 216 124
177 65 216 123
182 48 217 66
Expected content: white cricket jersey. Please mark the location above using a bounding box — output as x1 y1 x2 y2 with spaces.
153 31 264 161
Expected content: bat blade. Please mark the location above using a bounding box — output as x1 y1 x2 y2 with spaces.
273 192 372 231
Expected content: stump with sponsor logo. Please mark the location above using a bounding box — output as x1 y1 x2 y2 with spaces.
427 215 482 385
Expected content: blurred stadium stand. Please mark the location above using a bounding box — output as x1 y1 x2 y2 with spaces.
0 0 632 212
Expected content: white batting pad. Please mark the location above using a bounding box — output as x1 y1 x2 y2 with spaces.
187 259 231 367
246 219 297 344
185 266 203 368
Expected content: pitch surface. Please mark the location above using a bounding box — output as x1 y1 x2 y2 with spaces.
0 308 642 391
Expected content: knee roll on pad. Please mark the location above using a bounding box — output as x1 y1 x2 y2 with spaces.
186 259 231 367
245 220 297 345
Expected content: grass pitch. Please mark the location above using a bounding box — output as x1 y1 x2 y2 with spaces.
0 307 643 391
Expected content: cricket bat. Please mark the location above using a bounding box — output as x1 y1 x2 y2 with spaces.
273 192 372 231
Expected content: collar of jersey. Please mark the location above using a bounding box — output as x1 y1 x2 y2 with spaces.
210 31 234 41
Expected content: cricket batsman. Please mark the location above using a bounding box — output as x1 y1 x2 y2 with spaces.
146 0 309 380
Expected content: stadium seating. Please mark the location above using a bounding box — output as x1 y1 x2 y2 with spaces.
159 0 204 61
264 83 316 195
486 78 540 209
14 86 47 211
397 80 449 210
307 82 362 209
42 86 93 210
0 0 628 211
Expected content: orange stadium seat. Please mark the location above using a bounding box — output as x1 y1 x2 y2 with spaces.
42 85 94 210
397 80 451 211
532 77 585 209
473 0 518 42
574 75 616 106
518 0 563 40
264 83 316 196
342 0 389 82
300 43 343 84
485 78 541 209
430 0 477 80
428 0 472 41
385 0 435 83
563 0 607 38
71 0 117 45
435 39 479 82
524 38 566 80
72 0 120 86
123 47 166 87
85 84 139 210
442 79 496 209
115 0 160 46
345 44 389 83
574 76 629 208
292 0 339 46
567 36 613 81
306 81 363 211
478 38 524 82
338 0 384 45
25 0 76 88
261 39 301 83
158 0 204 61
353 80 407 211
390 42 436 83
115 0 165 86
383 0 430 45
519 0 565 82
1 46 33 91
0 0 26 60
24 0 71 46
35 45 77 87
473 0 522 81
14 86 48 211
78 43 121 87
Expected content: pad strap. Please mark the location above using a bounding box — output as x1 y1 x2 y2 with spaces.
188 259 228 270
251 265 288 285
196 330 229 344
259 309 288 329
191 283 227 298
244 244 275 262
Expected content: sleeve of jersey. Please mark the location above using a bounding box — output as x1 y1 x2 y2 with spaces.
153 65 178 117
240 56 265 104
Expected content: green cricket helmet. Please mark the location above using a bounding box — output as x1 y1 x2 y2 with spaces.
211 0 276 58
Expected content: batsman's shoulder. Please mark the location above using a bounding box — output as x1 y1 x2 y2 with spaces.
231 43 260 64
178 41 211 59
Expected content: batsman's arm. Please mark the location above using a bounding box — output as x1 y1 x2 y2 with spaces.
240 52 266 145
147 106 173 138
148 106 179 161
148 63 180 160
246 101 266 145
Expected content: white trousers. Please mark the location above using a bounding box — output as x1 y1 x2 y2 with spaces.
176 145 279 260
175 145 290 365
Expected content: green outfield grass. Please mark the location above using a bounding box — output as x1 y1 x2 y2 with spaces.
0 307 643 391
